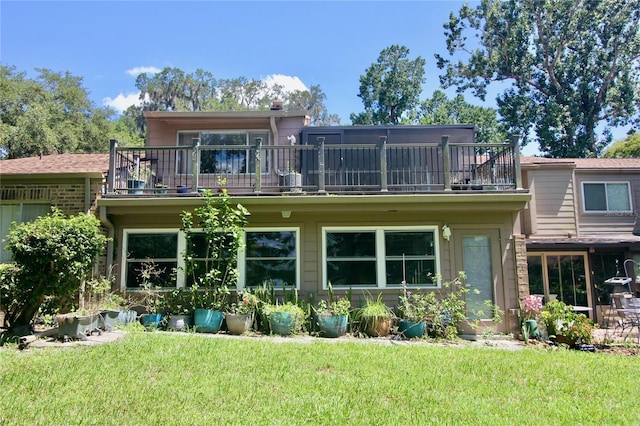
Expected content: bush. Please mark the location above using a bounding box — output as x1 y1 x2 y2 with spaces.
2 209 107 330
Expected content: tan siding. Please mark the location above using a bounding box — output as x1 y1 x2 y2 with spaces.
527 169 577 237
575 171 640 235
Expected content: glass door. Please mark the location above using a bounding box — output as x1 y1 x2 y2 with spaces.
527 252 592 310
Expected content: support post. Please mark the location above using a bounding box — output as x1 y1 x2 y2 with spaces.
108 139 118 194
379 136 388 192
511 134 522 190
192 138 200 192
254 137 262 193
442 136 451 191
317 137 326 193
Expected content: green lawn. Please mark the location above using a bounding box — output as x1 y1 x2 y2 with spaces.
1 332 638 425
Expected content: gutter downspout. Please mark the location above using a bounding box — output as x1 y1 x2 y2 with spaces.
99 205 115 282
270 114 278 147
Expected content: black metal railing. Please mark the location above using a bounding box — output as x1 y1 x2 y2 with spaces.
106 136 521 195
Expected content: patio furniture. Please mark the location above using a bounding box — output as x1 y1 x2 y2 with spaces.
612 293 640 341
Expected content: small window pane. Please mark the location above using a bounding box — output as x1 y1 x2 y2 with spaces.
385 231 435 256
386 259 436 286
246 231 296 257
127 233 178 259
327 260 377 286
245 259 296 287
126 261 176 288
584 183 607 211
607 183 631 211
326 232 375 257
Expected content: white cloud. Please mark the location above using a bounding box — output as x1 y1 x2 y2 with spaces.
263 74 308 93
126 66 161 76
103 93 141 113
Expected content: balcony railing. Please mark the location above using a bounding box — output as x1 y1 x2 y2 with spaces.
106 136 522 196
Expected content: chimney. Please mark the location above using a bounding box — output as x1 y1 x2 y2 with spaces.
270 100 283 110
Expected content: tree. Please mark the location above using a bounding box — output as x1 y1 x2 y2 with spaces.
351 45 426 125
436 0 640 158
1 209 107 331
412 90 507 144
286 85 340 126
602 132 640 158
0 66 115 159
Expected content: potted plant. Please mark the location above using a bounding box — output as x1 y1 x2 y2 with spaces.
56 309 101 341
519 294 543 343
396 283 430 339
163 287 195 331
154 182 169 194
356 293 393 337
192 284 228 333
136 259 167 329
225 290 258 335
264 302 306 336
540 299 595 347
127 164 153 194
313 285 351 338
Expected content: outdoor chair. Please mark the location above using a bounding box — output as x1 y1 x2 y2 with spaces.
612 293 640 339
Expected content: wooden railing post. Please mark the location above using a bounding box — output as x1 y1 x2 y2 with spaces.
254 137 262 193
317 137 326 193
379 136 388 192
108 139 118 194
511 134 522 190
192 138 200 192
442 136 451 191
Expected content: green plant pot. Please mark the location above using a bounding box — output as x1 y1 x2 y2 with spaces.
140 313 165 329
317 314 348 338
398 319 426 339
269 311 298 336
194 309 223 333
524 319 540 339
167 314 193 331
225 313 253 335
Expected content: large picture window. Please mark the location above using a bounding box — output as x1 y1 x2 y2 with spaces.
323 227 439 288
582 182 631 213
177 131 269 175
239 229 299 289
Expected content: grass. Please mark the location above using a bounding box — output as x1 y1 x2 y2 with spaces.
1 332 639 425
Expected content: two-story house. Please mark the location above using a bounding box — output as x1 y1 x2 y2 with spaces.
521 157 640 324
98 108 531 335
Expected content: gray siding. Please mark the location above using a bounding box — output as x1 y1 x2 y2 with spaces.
525 168 577 237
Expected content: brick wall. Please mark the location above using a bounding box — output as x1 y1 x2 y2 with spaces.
514 234 530 300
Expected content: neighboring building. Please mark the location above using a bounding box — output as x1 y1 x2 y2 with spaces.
0 153 109 263
520 157 640 324
98 109 531 335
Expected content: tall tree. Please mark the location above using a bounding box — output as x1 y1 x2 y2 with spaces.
351 45 426 125
413 90 507 144
286 85 340 126
0 66 113 159
602 132 640 158
436 0 640 158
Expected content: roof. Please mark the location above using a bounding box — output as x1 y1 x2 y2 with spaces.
521 156 640 171
0 153 110 176
143 110 309 120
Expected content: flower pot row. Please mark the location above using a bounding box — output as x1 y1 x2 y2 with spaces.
56 309 138 340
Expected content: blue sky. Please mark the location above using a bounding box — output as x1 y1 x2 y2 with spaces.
0 1 631 155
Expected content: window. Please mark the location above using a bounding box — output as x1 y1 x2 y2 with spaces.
123 231 179 288
177 131 269 175
323 227 439 288
527 252 591 308
583 182 631 212
0 203 50 263
239 229 299 289
184 231 236 287
462 236 493 319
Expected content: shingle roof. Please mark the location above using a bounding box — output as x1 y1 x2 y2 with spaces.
0 153 110 175
521 156 640 170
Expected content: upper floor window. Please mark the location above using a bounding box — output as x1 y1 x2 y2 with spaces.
177 131 269 175
323 226 439 289
582 182 632 213
1 203 51 263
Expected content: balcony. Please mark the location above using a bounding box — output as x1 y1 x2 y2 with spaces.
105 136 523 197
